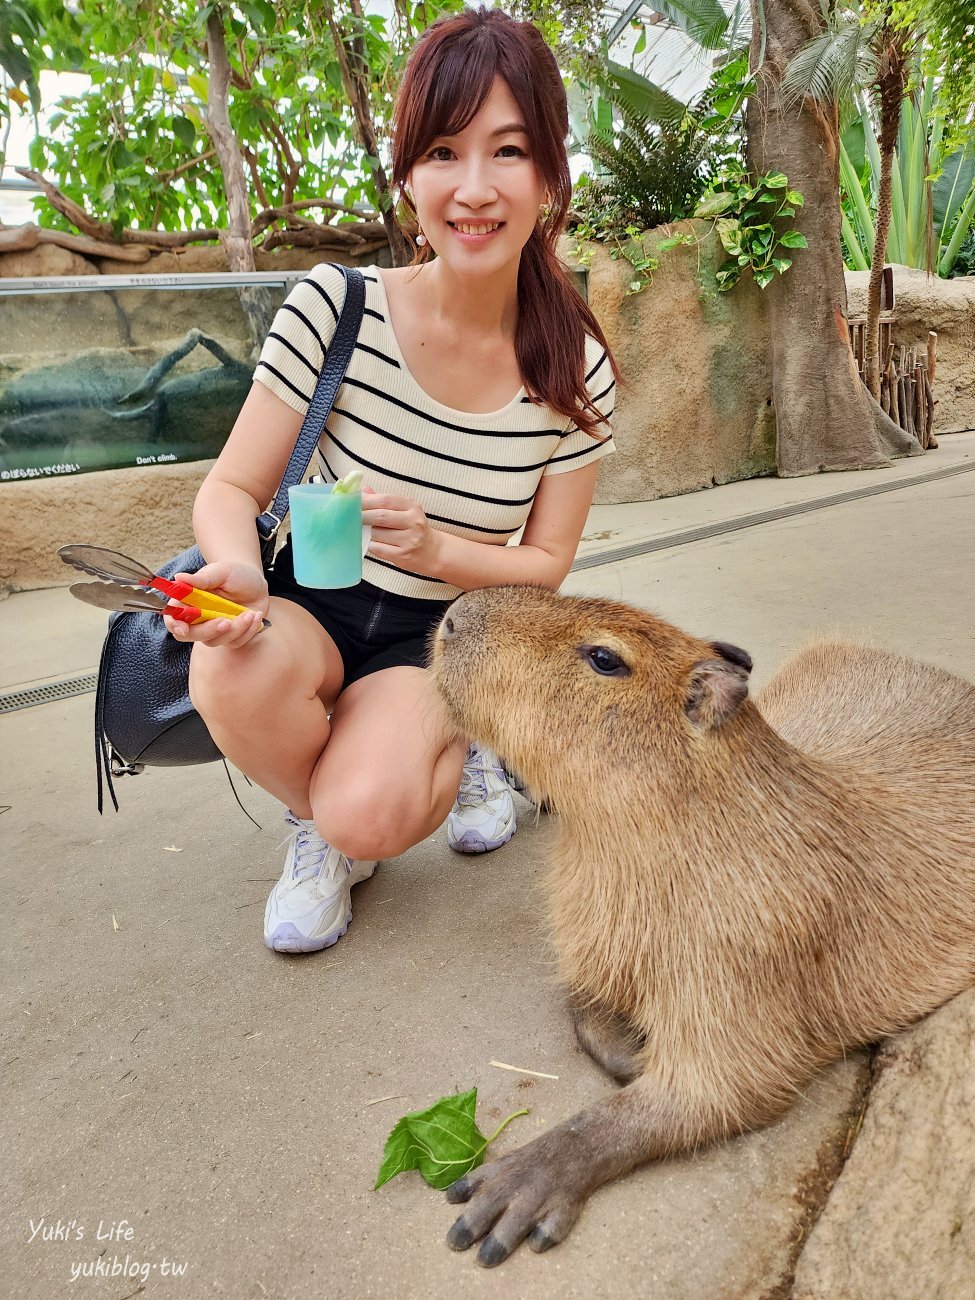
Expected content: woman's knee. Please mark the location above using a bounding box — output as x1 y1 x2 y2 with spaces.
312 776 425 860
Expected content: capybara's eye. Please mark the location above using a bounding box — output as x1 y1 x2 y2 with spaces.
580 645 631 677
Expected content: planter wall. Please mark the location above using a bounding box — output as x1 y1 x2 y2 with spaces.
576 226 776 506
0 457 213 595
0 240 391 280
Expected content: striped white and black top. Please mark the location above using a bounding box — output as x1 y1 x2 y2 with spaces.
254 262 616 600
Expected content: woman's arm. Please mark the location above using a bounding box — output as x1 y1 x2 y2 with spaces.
364 459 600 592
162 381 305 648
193 381 305 567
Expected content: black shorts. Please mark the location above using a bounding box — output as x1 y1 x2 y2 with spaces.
267 540 452 688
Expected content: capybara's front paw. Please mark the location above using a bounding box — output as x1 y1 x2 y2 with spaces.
444 1132 590 1267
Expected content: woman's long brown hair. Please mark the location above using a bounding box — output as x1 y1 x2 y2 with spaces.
391 6 620 439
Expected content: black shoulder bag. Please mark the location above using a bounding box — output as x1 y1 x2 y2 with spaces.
94 264 366 813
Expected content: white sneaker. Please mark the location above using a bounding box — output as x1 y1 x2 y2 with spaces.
264 811 377 954
446 742 516 854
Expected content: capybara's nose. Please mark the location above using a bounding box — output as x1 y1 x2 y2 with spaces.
440 606 464 641
439 597 471 642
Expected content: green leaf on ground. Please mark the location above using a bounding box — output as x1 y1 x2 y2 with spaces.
375 1088 529 1191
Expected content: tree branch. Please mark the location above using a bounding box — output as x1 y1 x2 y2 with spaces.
159 147 218 182
202 2 255 273
324 0 409 265
241 144 271 209
252 202 382 236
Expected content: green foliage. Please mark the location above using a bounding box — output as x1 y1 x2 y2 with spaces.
24 0 465 234
839 80 975 277
891 0 975 149
649 0 731 52
375 1089 529 1192
0 0 43 164
695 169 807 291
947 226 975 277
780 16 882 111
585 109 715 232
567 50 753 294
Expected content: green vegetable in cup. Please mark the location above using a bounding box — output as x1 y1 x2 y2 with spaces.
331 469 364 495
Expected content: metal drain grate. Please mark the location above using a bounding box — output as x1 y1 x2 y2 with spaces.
0 673 98 714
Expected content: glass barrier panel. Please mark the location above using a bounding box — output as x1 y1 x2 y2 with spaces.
0 275 302 479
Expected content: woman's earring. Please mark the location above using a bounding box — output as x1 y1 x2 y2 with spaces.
415 232 427 247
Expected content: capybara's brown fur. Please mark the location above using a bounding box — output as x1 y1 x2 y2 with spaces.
432 586 975 1265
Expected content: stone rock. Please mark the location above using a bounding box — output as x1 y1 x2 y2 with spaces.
793 987 975 1299
96 244 391 276
576 224 775 506
0 242 98 278
845 266 975 435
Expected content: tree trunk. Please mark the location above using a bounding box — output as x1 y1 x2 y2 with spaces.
865 42 906 399
325 0 411 267
865 135 894 398
746 0 919 475
203 4 273 352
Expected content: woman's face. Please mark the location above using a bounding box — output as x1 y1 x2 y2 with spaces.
407 76 547 279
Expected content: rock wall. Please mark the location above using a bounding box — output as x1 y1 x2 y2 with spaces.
845 266 975 435
793 987 975 1299
0 460 216 594
580 226 776 506
0 240 390 280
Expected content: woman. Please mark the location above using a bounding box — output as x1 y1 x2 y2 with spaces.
165 6 619 954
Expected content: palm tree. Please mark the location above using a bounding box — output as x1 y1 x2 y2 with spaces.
783 3 917 402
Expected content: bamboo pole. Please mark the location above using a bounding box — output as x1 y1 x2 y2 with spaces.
914 363 926 447
887 359 900 427
927 331 938 384
926 370 938 448
899 374 912 439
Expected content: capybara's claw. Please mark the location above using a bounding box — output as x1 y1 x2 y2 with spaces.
445 1216 476 1250
528 1223 559 1253
444 1174 474 1204
476 1234 509 1268
445 1139 589 1265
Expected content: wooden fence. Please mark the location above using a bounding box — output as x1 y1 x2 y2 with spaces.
847 267 938 450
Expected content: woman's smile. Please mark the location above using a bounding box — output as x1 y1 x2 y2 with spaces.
447 219 506 242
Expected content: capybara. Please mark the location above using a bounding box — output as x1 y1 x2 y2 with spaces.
430 585 975 1267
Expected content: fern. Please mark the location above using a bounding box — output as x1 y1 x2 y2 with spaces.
584 104 713 229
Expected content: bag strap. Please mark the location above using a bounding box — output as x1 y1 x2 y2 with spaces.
256 264 365 542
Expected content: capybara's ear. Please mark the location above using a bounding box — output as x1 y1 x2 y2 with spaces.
685 658 750 729
711 641 753 674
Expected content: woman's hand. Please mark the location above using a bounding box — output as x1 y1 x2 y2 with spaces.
161 559 269 649
362 491 441 575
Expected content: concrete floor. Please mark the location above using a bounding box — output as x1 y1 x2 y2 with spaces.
2 432 973 1298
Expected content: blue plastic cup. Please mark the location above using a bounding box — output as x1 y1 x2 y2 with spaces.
288 483 363 589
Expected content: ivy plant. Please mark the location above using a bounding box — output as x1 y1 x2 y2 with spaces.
694 169 808 291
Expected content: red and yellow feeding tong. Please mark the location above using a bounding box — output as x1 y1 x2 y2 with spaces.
58 544 270 629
